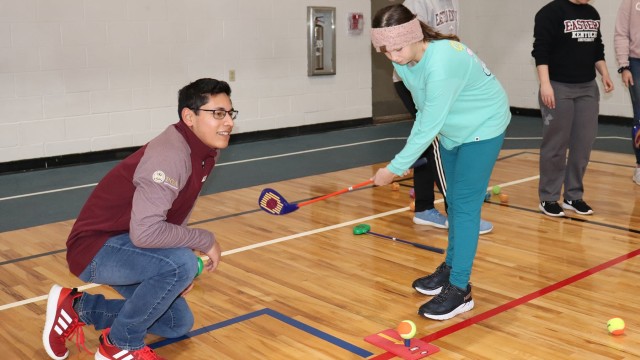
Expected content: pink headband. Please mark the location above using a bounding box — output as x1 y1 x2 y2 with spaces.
370 18 423 52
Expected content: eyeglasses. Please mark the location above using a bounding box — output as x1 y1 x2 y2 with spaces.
197 108 238 120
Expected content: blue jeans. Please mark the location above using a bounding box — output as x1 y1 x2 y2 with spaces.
76 233 198 350
629 58 640 164
439 133 504 289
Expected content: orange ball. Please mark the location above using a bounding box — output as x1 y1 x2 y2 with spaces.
499 193 509 203
409 201 415 212
396 320 417 339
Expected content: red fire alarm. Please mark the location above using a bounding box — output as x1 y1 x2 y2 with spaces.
348 12 364 34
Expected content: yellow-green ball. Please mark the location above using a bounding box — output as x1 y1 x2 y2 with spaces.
492 185 501 195
397 320 417 339
607 317 625 335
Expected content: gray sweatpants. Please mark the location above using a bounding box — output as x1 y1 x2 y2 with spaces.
538 80 599 202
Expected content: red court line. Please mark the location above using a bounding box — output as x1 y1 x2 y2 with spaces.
370 248 640 360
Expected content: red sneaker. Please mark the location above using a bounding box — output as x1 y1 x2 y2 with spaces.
43 284 87 359
96 328 166 360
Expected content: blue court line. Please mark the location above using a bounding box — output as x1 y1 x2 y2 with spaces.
149 308 373 358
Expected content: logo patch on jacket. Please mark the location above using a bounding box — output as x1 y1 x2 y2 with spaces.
152 170 179 189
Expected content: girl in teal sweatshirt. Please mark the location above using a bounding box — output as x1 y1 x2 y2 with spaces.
371 4 510 321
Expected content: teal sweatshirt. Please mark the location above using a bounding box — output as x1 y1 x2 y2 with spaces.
389 40 511 175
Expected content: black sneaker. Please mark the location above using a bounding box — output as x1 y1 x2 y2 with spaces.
418 281 474 320
562 199 593 215
412 262 451 295
539 201 565 217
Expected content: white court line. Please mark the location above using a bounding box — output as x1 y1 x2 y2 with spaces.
0 134 626 202
0 174 539 312
0 137 407 202
0 184 99 201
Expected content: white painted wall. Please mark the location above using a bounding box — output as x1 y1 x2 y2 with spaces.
459 0 630 118
0 0 372 162
0 0 631 163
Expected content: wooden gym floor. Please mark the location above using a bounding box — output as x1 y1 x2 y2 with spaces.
0 117 639 359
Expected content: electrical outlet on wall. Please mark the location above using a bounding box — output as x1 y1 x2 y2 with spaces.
229 69 235 81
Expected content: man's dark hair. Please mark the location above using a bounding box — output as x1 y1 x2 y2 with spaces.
178 78 232 120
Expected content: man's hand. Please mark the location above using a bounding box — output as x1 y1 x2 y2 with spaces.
203 241 222 273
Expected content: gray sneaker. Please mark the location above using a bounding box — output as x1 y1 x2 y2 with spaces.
414 209 493 234
413 208 448 228
479 219 493 235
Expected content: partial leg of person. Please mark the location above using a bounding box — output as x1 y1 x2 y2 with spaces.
538 81 574 217
394 80 449 228
418 133 504 320
397 81 492 233
628 58 640 184
413 144 448 228
76 234 197 349
430 139 448 206
414 145 440 212
411 138 493 233
432 139 493 234
395 79 445 213
562 80 599 215
43 234 197 359
82 283 195 339
443 134 504 289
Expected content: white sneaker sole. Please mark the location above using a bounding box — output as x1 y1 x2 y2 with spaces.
561 203 593 215
414 286 443 296
413 216 448 229
421 299 475 321
43 284 69 360
479 226 493 235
